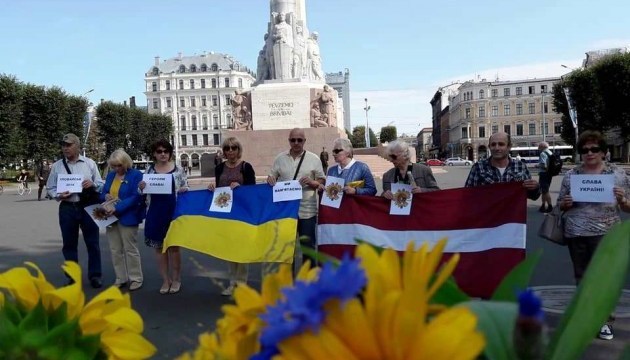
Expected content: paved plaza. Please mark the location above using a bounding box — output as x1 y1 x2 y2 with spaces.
0 167 628 359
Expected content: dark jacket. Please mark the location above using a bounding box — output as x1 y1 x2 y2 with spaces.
215 161 256 186
100 168 144 226
382 163 440 193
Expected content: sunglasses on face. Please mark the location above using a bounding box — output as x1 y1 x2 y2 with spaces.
155 149 169 154
332 149 343 154
223 145 238 151
389 154 398 160
289 138 304 143
579 146 602 154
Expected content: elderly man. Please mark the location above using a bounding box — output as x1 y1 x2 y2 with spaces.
267 128 325 269
47 133 104 288
465 132 540 200
538 141 553 212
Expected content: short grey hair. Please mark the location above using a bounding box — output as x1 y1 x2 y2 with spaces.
386 140 411 160
332 138 353 158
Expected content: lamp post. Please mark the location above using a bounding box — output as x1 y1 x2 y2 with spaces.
82 89 95 156
541 92 546 143
364 98 371 148
561 65 580 162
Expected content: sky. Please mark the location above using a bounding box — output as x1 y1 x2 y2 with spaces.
1 0 629 135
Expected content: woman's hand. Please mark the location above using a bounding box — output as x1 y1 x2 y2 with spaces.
613 186 627 206
178 187 188 193
207 183 216 191
382 190 393 200
105 193 114 201
229 182 240 190
138 181 146 191
561 194 573 210
411 186 422 194
344 186 356 195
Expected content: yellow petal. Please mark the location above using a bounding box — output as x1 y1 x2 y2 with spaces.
428 253 459 299
323 299 382 359
103 307 144 333
0 267 40 310
101 329 157 360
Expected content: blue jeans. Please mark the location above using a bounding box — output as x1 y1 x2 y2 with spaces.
59 202 102 279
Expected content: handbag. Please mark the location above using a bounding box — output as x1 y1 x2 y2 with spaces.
538 207 567 245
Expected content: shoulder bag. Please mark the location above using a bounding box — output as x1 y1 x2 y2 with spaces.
538 207 566 246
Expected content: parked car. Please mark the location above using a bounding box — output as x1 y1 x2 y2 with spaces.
445 157 472 166
426 159 445 166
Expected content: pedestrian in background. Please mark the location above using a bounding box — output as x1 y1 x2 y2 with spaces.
38 160 51 200
320 146 329 173
538 142 553 213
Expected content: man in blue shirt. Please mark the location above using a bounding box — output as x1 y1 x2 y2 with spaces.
538 142 553 213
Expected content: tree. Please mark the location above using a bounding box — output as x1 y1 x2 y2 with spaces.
380 126 397 143
351 126 378 148
0 75 24 162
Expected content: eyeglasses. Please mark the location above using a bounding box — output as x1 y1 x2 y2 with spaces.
289 138 304 143
223 145 238 151
332 149 343 154
579 146 602 154
389 154 398 160
155 149 169 154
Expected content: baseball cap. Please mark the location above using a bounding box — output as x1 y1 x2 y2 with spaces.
60 133 80 146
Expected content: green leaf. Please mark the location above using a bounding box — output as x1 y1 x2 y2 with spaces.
492 250 542 302
300 245 340 267
47 302 68 330
75 334 101 360
460 300 518 360
0 299 23 325
18 301 48 333
41 319 79 350
545 221 630 360
0 311 20 354
430 277 470 306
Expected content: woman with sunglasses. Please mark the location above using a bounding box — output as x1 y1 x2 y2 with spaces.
208 137 256 296
139 139 189 294
382 140 440 199
322 138 376 196
557 130 630 341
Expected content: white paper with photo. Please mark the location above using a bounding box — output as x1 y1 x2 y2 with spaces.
142 174 172 194
209 187 234 213
272 180 303 202
390 183 413 215
321 176 345 208
57 174 84 193
570 174 615 203
84 204 118 228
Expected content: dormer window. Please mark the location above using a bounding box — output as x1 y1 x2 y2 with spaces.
179 65 186 73
200 64 208 72
190 64 197 73
211 63 218 71
152 67 159 76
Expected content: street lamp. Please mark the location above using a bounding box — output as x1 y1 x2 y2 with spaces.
364 98 371 148
82 89 95 156
541 92 547 143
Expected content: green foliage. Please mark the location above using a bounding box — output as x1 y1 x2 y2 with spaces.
0 75 24 161
379 125 397 143
350 126 378 148
491 250 542 302
462 301 519 360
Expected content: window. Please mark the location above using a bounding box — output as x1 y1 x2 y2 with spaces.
211 63 218 72
211 78 217 88
179 80 184 90
213 134 220 145
201 96 207 107
201 79 206 88
528 123 536 135
203 134 209 145
503 124 511 135
152 82 157 92
152 98 158 109
165 80 170 90
238 78 243 88
516 87 522 96
478 105 485 118
213 114 219 128
479 90 485 99
492 105 498 117
541 85 548 93
492 125 498 134
492 89 498 97
543 122 549 135
190 79 195 89
191 115 197 130
180 116 186 131
166 97 172 108
461 127 468 138
225 94 231 105
180 97 185 107
152 67 159 76
190 64 197 73
179 65 186 73
516 124 524 136
465 108 471 119
529 103 535 114
478 126 486 138
202 115 208 130
554 122 562 134
543 102 548 113
181 135 187 146
190 96 196 107
224 78 230 88
212 95 218 106
528 86 535 94
504 104 510 116
192 134 198 146
516 103 523 115
201 64 207 72
504 88 510 96
227 114 232 128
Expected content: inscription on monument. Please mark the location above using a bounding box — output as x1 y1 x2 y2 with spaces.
269 102 294 117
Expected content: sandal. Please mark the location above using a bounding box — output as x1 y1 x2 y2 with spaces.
169 281 181 294
159 282 171 295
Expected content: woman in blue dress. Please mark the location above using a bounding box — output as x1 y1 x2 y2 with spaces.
139 139 188 294
322 138 377 196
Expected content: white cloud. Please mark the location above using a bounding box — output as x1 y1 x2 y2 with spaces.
585 38 630 51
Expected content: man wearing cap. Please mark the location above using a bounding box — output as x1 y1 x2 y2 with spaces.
47 133 105 288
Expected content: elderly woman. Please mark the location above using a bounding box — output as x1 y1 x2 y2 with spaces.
208 137 256 296
139 139 188 294
557 130 630 341
323 138 376 196
101 149 145 291
382 140 440 199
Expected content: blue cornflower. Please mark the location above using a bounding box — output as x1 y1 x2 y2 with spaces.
518 289 544 321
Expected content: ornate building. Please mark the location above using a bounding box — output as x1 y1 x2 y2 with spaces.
447 77 565 161
144 52 255 170
325 69 351 132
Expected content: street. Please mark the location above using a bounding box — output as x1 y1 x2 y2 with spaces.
0 167 628 359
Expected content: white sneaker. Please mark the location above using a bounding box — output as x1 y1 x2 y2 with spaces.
221 283 235 296
598 324 614 340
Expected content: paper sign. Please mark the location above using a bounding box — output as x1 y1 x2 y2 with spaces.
209 187 233 213
142 174 173 194
570 174 615 203
57 174 84 193
321 176 345 208
84 204 118 228
273 180 303 202
390 183 413 215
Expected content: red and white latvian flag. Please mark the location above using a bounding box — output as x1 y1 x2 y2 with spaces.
317 182 527 298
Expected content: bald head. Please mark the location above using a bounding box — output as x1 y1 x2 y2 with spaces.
288 128 306 155
489 132 511 147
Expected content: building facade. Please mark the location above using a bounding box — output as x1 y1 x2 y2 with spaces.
144 52 255 170
416 127 433 160
447 77 565 161
325 69 351 132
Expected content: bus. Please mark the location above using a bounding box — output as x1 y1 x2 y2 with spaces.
133 160 153 173
510 145 574 164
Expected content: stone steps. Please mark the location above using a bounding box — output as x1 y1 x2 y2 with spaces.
353 154 394 177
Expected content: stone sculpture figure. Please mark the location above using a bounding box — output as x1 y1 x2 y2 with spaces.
256 50 270 82
264 33 275 80
235 105 253 130
292 25 306 78
316 85 335 126
306 32 324 81
310 102 327 127
272 12 294 80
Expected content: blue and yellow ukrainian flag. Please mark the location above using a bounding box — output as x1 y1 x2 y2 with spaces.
163 185 300 263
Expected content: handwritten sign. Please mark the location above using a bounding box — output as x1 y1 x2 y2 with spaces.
570 174 615 203
321 176 345 208
57 174 84 193
142 174 172 194
84 204 118 228
390 183 413 215
209 187 233 213
273 180 302 202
